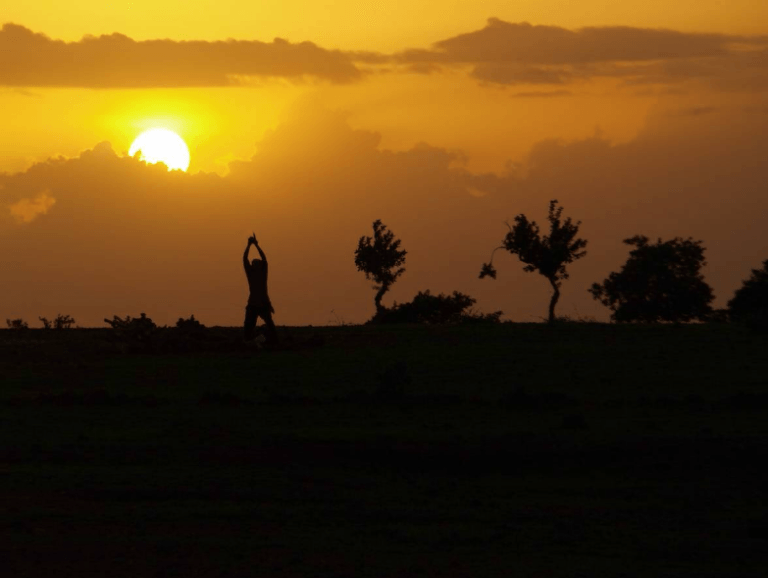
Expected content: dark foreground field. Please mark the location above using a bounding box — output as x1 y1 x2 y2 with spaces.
2 322 767 577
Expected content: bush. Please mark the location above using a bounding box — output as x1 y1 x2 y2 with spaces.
728 259 768 330
176 314 206 333
166 315 211 351
104 313 158 351
39 314 76 330
5 318 28 330
371 290 502 324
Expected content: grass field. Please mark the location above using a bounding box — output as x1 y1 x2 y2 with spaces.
2 322 767 577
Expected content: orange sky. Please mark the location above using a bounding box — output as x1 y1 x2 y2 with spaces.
2 4 768 326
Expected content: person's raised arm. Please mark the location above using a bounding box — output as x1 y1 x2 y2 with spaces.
255 240 267 264
255 239 268 278
243 236 255 272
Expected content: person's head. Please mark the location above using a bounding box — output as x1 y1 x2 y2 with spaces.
251 258 264 270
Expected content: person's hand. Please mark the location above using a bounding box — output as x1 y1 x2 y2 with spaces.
248 233 257 245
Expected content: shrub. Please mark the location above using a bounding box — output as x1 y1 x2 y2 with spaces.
5 318 28 330
176 314 206 333
104 313 158 351
372 290 502 324
39 314 76 330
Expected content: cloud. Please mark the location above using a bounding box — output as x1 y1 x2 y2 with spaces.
5 19 767 91
1 103 768 327
0 23 361 87
428 19 742 64
395 19 768 88
8 191 55 223
0 108 498 327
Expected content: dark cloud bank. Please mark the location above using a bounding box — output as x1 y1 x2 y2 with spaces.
398 18 768 88
3 19 768 89
0 23 361 87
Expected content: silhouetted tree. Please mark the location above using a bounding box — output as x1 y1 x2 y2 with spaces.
728 259 768 323
355 220 407 314
479 200 587 322
5 318 28 330
590 236 714 322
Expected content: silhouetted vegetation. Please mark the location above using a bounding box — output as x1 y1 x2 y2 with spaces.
176 314 206 332
480 199 587 322
104 313 158 351
590 236 714 322
371 290 502 324
355 219 407 314
39 314 76 330
728 258 768 331
5 318 28 330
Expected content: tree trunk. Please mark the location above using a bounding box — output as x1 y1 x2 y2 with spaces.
548 279 560 323
374 284 389 314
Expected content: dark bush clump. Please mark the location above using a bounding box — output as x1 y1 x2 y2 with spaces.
371 290 502 324
166 315 211 352
5 318 28 330
176 314 206 333
104 313 158 352
728 259 768 332
39 314 76 330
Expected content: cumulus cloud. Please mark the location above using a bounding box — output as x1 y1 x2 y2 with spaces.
1 103 767 327
8 191 55 223
395 18 768 88
0 23 361 87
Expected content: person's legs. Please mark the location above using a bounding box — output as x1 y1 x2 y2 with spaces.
244 305 258 341
262 310 279 345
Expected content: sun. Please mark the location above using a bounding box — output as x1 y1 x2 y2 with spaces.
129 128 190 171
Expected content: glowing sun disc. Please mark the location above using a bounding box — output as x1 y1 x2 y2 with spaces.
129 128 190 171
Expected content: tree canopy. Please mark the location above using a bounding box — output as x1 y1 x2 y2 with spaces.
727 259 768 322
354 220 407 314
590 236 714 322
480 200 587 322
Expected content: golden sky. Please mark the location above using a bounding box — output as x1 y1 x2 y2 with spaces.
2 2 768 326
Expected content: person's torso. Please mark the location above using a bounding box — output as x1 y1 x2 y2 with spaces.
247 265 269 305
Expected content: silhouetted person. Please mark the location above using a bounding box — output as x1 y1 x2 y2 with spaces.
243 234 277 345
